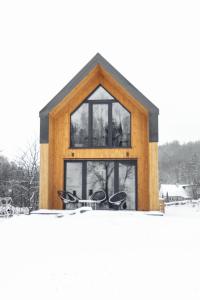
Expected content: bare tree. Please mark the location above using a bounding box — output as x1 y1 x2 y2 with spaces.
87 161 114 198
0 155 12 196
11 140 39 209
119 164 133 190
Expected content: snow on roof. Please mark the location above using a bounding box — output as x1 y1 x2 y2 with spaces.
159 184 189 198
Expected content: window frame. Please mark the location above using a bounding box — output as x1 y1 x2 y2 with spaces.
70 85 132 149
64 159 137 210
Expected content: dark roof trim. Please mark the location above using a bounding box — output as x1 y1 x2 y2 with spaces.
149 112 159 142
40 115 49 144
40 53 159 143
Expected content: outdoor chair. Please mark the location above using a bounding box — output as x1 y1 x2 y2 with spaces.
89 190 107 208
57 191 80 209
0 197 14 217
108 191 127 210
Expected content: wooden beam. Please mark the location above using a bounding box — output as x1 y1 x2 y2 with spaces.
99 66 148 115
39 144 50 209
149 142 159 210
51 65 101 117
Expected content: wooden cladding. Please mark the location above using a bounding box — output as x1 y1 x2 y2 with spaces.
39 144 49 209
149 142 159 210
39 65 159 211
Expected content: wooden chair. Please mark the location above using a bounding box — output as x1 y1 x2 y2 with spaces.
108 191 127 210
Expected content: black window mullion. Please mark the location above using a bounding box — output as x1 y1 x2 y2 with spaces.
86 100 117 104
108 103 112 147
88 103 93 147
114 161 119 193
82 161 87 199
70 89 131 149
64 161 67 191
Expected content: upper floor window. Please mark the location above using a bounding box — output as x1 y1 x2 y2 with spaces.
70 86 131 148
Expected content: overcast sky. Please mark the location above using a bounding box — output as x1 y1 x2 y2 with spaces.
0 0 199 159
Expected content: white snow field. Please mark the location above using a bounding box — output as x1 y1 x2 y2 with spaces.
1 205 200 300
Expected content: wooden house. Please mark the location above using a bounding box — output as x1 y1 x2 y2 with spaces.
39 53 159 210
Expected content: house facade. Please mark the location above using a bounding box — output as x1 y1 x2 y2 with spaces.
159 184 191 202
39 53 159 210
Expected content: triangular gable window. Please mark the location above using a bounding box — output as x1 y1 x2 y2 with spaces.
88 86 114 100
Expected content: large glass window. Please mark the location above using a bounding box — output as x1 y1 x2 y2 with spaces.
87 161 114 199
64 160 136 210
92 104 108 147
71 103 88 147
112 103 130 147
70 86 131 148
119 162 136 209
65 162 82 198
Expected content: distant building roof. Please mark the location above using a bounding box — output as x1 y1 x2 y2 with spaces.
159 184 190 199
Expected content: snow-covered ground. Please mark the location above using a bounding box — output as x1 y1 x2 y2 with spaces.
1 205 200 300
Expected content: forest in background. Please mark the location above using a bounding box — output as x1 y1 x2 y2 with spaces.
159 140 200 185
0 142 39 209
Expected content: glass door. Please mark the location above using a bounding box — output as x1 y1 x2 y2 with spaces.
65 162 83 199
87 161 114 199
64 160 137 210
118 161 136 209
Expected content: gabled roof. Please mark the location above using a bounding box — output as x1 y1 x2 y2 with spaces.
40 53 159 143
40 53 159 116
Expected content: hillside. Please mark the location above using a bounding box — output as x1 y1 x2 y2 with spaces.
159 140 200 184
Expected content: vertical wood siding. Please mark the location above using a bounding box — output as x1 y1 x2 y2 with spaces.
40 66 158 210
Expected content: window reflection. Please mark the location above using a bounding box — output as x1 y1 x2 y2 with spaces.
87 161 114 199
71 103 88 147
70 86 131 148
93 104 108 147
88 86 114 100
65 160 136 210
66 162 82 199
112 103 130 147
119 162 135 209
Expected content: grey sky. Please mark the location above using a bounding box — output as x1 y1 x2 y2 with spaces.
0 0 199 159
